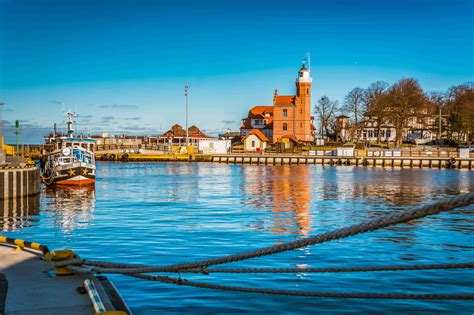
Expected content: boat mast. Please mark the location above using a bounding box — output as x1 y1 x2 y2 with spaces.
65 111 76 137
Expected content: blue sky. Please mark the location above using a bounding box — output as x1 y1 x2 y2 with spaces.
0 0 473 144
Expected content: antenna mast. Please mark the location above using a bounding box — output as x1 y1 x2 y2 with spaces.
64 110 76 137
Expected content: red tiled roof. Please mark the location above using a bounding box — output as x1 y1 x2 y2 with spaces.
249 106 273 118
240 106 273 130
274 95 295 106
244 129 269 142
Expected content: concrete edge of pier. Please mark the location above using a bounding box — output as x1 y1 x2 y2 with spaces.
0 166 40 200
201 154 474 169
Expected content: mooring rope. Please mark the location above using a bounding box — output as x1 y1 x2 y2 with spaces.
130 274 474 300
62 193 473 275
49 192 474 300
181 262 474 274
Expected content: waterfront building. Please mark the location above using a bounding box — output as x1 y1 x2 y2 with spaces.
360 115 397 142
359 114 435 144
158 124 214 146
240 65 316 144
242 129 268 153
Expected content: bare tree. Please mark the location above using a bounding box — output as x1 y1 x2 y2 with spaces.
445 82 474 142
314 96 338 139
386 78 426 146
426 91 447 139
364 81 389 143
342 87 365 142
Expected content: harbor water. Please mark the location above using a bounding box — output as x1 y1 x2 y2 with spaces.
1 162 474 314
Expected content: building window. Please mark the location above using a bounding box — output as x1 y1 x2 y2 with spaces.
306 88 309 94
251 140 255 147
300 122 302 128
283 123 287 131
283 109 287 117
386 129 391 138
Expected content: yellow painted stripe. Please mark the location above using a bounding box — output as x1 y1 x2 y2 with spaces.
30 242 42 250
14 239 25 247
0 236 6 243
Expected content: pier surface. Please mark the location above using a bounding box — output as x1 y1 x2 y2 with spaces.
0 245 92 314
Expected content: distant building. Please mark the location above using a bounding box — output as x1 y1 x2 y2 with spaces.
334 115 351 142
159 124 214 146
91 135 144 146
240 65 315 144
359 114 435 143
218 129 241 141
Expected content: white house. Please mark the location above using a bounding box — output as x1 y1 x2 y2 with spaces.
242 129 269 153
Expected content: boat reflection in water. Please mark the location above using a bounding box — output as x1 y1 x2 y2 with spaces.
43 185 96 233
1 194 40 231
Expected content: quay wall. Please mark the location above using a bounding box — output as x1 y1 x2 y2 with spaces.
0 166 41 199
204 154 474 169
96 152 473 169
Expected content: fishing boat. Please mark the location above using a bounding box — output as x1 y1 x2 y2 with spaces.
41 111 96 186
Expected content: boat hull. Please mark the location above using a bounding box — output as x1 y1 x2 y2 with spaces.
42 165 95 186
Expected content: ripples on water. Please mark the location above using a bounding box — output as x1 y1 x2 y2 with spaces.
1 163 473 314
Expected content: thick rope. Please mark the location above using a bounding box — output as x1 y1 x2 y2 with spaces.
182 262 474 274
76 193 473 275
130 273 474 300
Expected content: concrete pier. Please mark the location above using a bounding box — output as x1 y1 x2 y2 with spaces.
205 154 473 169
0 245 93 314
0 166 40 199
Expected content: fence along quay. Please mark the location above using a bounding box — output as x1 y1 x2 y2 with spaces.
1 193 472 314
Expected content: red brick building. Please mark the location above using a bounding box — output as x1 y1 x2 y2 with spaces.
240 65 315 143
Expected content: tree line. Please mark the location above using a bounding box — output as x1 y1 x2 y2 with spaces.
314 79 473 145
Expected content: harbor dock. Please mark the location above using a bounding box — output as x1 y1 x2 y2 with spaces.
204 154 474 169
0 245 92 314
94 151 474 169
0 240 130 314
0 160 40 200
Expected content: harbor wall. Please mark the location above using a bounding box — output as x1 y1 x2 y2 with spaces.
204 154 474 169
0 166 41 199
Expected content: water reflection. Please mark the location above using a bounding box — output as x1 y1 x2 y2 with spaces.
1 194 40 231
242 166 312 236
43 186 96 233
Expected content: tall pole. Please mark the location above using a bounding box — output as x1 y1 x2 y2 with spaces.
185 80 189 146
14 120 20 156
0 102 4 148
439 107 442 139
